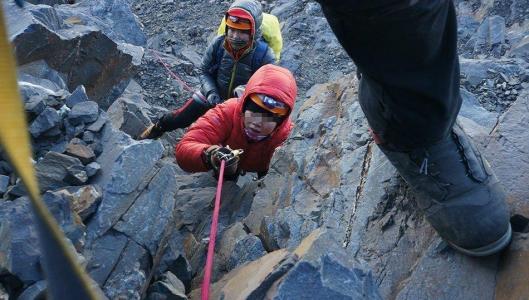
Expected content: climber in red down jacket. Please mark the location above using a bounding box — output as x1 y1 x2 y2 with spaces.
175 64 297 180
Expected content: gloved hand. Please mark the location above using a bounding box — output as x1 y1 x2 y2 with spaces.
204 145 241 177
206 92 221 106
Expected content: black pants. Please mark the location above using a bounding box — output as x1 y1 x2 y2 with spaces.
317 0 511 254
158 93 211 131
318 0 461 150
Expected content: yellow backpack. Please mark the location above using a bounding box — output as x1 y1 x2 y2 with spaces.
217 13 283 62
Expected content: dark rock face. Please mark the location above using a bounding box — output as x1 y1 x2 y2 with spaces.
0 193 83 286
55 0 147 46
5 1 141 109
35 151 84 192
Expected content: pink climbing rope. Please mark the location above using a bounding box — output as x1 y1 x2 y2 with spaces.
201 159 226 300
149 49 208 102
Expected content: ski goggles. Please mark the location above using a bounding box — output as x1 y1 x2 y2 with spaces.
226 15 252 30
249 94 289 117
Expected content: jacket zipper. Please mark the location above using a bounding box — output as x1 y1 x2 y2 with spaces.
227 61 238 98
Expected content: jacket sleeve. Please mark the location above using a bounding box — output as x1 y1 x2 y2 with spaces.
199 37 223 98
175 102 233 172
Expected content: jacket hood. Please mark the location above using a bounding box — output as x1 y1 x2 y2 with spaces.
237 64 297 121
226 0 263 40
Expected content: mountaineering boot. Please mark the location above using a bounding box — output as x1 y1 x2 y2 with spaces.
379 122 511 256
138 122 165 140
137 91 211 140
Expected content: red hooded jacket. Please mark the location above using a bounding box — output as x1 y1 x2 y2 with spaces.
175 64 297 173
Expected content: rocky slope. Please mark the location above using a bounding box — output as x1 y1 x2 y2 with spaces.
0 0 528 299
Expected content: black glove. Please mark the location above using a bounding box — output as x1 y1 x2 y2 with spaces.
206 93 221 106
204 145 240 177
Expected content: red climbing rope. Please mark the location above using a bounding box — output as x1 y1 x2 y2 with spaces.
201 159 226 300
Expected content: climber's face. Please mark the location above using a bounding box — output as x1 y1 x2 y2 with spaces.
227 28 251 50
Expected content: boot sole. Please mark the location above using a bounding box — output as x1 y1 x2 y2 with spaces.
447 222 512 257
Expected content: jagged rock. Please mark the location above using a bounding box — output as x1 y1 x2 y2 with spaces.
495 232 529 299
18 60 68 93
468 15 506 57
107 80 154 139
5 1 141 108
227 235 267 271
88 129 164 239
86 231 129 286
24 97 47 119
26 0 71 4
459 88 498 131
147 272 187 300
68 101 99 126
484 92 529 215
217 222 266 272
64 165 88 185
65 140 96 164
0 193 83 285
156 230 193 292
65 85 89 109
460 58 527 87
17 280 46 300
395 239 499 299
85 161 101 177
180 47 202 67
53 185 102 220
114 162 179 254
0 175 9 195
9 151 84 195
102 239 150 299
195 229 380 299
86 113 108 133
55 0 147 46
82 131 96 143
29 107 61 138
509 35 529 61
260 207 318 251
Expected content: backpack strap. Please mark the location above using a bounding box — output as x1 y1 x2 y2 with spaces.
251 40 269 70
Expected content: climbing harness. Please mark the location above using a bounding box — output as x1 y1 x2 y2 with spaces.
0 5 97 299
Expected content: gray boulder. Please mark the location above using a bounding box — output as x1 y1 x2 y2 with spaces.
53 185 102 220
459 88 499 131
29 107 61 138
65 139 96 164
0 193 83 286
36 151 84 192
68 101 99 126
5 1 141 108
147 272 187 300
107 80 154 139
55 0 147 46
0 175 10 195
65 85 90 109
467 15 506 57
509 35 529 62
484 91 529 216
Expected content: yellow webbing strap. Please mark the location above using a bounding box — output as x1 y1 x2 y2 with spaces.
0 6 97 300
